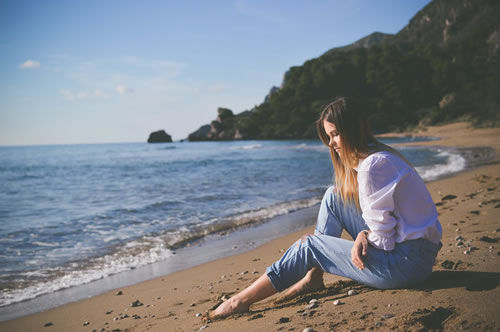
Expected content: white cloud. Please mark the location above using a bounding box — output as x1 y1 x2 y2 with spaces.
60 88 108 101
20 60 41 69
116 84 134 95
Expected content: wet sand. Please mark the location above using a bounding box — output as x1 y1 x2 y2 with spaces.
2 122 499 331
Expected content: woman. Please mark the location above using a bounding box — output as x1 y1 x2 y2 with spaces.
208 97 442 320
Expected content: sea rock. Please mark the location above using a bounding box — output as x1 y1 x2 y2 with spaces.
348 289 357 296
333 300 342 305
188 125 211 141
147 130 173 143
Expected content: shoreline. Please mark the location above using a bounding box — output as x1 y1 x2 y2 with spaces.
2 122 500 331
0 138 470 317
0 140 479 320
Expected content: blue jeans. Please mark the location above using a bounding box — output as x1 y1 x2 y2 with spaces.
266 186 441 291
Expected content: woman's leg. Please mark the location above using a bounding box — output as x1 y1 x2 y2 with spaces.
267 233 441 292
208 187 371 319
208 273 276 320
276 186 368 300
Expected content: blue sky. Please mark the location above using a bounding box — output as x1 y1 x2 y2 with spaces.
0 0 432 145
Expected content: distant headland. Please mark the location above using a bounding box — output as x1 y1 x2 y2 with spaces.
159 0 500 142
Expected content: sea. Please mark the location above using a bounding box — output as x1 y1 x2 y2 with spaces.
0 138 466 319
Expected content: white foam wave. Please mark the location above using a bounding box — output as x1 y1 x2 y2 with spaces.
32 241 58 247
0 197 323 308
229 144 263 150
0 237 174 307
415 149 466 181
230 197 321 225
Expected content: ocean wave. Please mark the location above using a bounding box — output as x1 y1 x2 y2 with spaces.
415 149 466 181
0 237 174 307
162 196 322 248
229 144 263 150
0 196 322 307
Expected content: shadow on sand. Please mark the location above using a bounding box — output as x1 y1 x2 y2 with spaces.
416 270 500 292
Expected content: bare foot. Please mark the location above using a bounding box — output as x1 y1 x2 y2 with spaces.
274 267 325 304
204 297 249 321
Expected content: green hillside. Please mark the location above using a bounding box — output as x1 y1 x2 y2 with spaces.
188 0 500 141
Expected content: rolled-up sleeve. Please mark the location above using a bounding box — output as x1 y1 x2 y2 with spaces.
358 156 406 251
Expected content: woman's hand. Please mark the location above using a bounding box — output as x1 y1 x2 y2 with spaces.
351 231 369 270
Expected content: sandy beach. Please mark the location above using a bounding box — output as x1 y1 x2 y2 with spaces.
1 122 499 332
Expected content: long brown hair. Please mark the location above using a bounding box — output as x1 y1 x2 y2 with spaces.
316 97 410 208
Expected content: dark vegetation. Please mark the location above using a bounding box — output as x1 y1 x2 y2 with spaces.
188 0 500 141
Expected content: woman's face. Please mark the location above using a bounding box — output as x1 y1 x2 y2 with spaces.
323 120 342 157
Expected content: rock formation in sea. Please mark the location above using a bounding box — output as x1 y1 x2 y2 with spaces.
188 108 242 141
147 130 173 143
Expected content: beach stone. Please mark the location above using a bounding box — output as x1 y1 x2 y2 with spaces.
131 300 143 307
278 317 290 323
83 321 90 326
309 299 318 304
105 310 113 315
195 313 202 317
333 300 342 305
190 303 196 307
306 303 318 309
348 289 357 296
303 328 315 332
116 290 123 296
248 313 264 321
44 322 53 327
441 260 455 269
381 314 395 320
199 325 208 331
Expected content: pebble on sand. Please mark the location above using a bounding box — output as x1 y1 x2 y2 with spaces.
83 321 90 326
306 303 318 309
44 322 53 327
348 289 357 296
131 300 143 307
116 290 123 296
303 328 315 332
333 300 342 305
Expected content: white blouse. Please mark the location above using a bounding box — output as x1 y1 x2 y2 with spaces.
356 151 442 251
